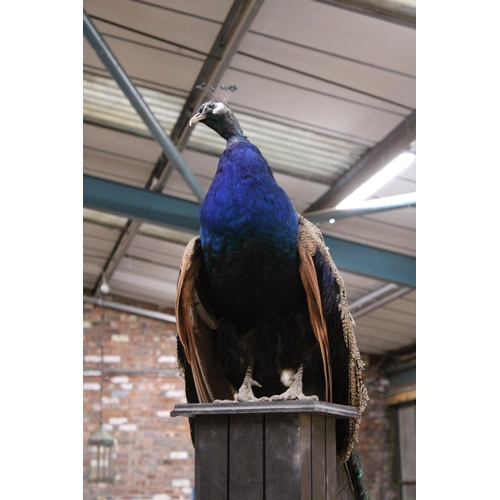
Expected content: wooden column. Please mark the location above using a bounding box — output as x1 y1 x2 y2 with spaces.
171 400 360 500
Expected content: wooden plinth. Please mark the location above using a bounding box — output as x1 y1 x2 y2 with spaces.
171 400 360 500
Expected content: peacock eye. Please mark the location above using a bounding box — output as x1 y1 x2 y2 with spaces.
208 103 215 110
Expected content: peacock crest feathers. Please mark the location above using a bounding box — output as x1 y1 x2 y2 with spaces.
196 82 238 104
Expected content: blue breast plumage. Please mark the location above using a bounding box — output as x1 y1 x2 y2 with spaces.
198 139 302 330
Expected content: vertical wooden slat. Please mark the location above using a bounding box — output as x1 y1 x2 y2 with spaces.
229 414 264 500
195 414 228 500
265 413 303 500
300 414 312 500
311 414 326 499
325 418 337 500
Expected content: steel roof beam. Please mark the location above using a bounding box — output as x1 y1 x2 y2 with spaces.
306 110 416 213
321 235 415 287
314 0 416 28
83 175 200 232
83 10 206 202
84 174 416 287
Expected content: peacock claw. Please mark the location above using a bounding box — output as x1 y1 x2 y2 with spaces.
270 391 319 401
270 364 319 401
233 362 269 402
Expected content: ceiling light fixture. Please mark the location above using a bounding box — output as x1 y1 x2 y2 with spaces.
336 152 415 210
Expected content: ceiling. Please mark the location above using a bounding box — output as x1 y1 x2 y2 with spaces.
83 0 416 356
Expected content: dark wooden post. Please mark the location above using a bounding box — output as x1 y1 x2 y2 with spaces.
171 400 360 500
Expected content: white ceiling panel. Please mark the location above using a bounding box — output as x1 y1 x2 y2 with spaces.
356 333 412 355
83 145 153 187
221 65 407 142
84 221 124 290
364 207 416 231
356 311 415 338
108 275 177 307
84 0 225 57
273 172 330 212
142 0 234 22
159 168 213 202
84 34 204 95
126 234 187 270
387 291 416 315
84 221 123 254
84 123 162 162
236 32 415 109
250 0 416 75
110 260 180 307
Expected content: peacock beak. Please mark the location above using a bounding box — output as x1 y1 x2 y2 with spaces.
189 112 206 126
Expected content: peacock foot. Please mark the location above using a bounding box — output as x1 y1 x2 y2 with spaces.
233 362 270 402
270 364 319 401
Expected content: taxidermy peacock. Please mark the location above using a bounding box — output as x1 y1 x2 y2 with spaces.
175 84 370 500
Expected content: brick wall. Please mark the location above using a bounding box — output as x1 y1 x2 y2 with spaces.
356 361 401 500
83 301 402 500
83 301 194 500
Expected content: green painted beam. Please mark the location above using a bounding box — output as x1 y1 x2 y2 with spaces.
322 235 415 287
83 174 200 232
83 175 416 287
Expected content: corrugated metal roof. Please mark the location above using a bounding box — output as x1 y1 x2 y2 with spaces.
84 72 367 184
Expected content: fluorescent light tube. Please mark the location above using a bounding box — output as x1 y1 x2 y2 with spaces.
336 152 415 209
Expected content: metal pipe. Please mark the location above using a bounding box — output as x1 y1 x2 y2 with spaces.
84 367 178 376
350 283 412 319
84 294 177 323
83 10 206 202
304 192 416 223
349 282 399 311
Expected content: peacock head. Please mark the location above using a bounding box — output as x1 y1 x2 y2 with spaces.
189 84 244 141
189 100 231 127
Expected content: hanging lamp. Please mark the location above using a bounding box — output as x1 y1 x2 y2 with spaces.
88 424 115 482
87 276 115 482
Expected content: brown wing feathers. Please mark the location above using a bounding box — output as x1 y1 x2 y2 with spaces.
175 237 234 403
298 243 333 402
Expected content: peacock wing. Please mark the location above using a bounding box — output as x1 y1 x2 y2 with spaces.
298 215 369 461
175 237 235 403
